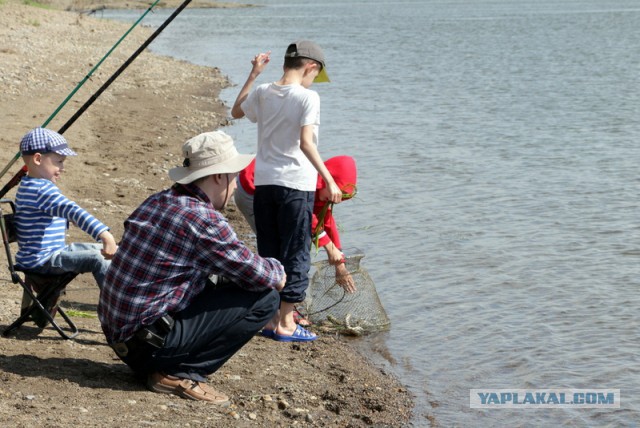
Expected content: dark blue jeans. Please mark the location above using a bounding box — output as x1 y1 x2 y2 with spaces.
253 185 313 303
121 284 279 382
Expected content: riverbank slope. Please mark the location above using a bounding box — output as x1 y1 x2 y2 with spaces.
0 1 414 426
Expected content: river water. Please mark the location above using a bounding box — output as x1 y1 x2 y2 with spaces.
101 0 640 425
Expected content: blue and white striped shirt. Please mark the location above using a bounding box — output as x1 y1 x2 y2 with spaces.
15 176 109 269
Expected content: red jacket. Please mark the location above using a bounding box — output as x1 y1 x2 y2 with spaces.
238 156 357 249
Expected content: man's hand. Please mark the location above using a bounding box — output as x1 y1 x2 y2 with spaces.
275 274 287 292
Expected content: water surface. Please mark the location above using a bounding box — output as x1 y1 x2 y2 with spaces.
102 1 640 424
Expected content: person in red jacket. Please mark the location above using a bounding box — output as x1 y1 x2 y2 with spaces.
235 156 357 294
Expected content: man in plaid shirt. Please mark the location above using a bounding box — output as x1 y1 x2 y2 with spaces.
98 131 285 404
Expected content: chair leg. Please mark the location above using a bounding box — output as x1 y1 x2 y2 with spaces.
52 307 79 340
3 274 79 340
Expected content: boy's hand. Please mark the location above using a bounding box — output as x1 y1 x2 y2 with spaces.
99 231 118 259
324 242 344 266
326 181 343 204
250 51 271 76
335 263 356 293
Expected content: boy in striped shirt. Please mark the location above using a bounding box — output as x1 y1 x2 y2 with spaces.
15 127 117 288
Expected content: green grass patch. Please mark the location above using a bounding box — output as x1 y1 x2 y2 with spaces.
22 0 52 9
64 309 97 319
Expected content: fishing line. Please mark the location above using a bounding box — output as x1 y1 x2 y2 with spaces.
0 0 161 184
301 288 347 318
0 0 193 197
58 0 194 135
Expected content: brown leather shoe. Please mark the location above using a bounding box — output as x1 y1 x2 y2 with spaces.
146 372 229 404
146 372 184 395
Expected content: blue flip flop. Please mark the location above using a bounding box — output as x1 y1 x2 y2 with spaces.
260 329 275 338
272 325 318 342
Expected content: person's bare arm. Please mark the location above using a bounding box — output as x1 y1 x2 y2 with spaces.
231 51 271 119
99 230 118 259
299 125 342 203
275 274 287 292
335 263 356 293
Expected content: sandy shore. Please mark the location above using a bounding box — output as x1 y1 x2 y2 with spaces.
0 1 416 426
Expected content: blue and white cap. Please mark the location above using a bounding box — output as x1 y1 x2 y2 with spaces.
20 127 77 157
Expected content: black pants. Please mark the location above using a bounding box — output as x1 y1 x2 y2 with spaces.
120 284 279 382
254 185 313 303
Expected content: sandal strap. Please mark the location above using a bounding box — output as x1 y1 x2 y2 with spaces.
176 379 228 403
295 325 314 337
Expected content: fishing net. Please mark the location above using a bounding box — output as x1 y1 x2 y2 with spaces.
302 249 390 335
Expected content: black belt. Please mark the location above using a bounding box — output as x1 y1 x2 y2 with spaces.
112 314 174 358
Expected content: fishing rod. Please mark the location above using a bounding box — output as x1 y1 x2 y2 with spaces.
59 0 193 134
0 0 161 185
0 0 194 198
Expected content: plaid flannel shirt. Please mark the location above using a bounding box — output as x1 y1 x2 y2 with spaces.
98 183 284 344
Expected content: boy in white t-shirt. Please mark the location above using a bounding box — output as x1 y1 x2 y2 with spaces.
231 40 342 342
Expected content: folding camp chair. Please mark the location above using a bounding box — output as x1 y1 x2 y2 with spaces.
0 198 79 339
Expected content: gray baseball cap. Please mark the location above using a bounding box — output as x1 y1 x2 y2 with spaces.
284 40 330 83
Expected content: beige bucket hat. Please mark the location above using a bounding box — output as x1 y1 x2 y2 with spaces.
168 131 254 184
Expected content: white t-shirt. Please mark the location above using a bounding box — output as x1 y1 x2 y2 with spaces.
242 82 320 191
